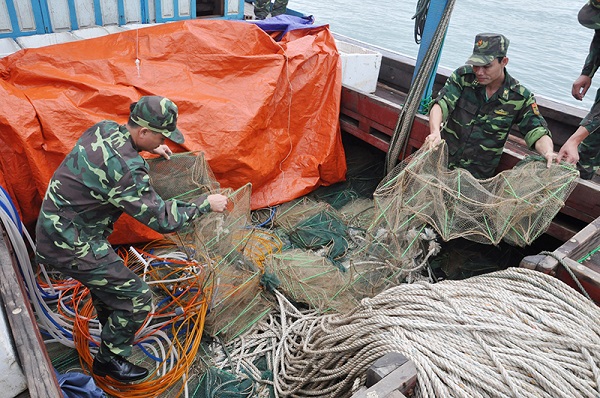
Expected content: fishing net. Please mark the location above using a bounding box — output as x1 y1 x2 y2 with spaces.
375 141 579 247
45 142 581 397
264 249 358 314
149 151 220 202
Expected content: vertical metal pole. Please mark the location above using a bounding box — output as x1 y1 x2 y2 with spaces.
411 0 449 114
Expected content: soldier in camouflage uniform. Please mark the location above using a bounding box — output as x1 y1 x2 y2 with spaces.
557 0 600 179
254 0 288 20
425 33 555 179
35 96 228 383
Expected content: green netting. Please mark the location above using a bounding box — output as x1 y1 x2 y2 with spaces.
374 141 579 247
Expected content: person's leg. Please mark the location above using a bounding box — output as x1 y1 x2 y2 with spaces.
65 259 152 381
578 132 600 180
254 0 271 19
82 261 152 362
91 292 110 326
270 0 288 17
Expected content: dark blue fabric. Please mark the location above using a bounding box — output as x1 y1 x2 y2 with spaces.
55 370 105 398
251 14 323 41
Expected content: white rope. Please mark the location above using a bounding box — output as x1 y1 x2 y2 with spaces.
212 267 600 398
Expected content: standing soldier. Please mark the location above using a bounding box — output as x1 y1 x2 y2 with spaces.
557 0 600 180
35 96 228 382
425 33 555 179
254 0 289 20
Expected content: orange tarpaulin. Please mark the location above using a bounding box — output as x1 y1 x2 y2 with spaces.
0 19 346 244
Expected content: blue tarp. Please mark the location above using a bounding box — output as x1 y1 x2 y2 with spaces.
251 14 322 41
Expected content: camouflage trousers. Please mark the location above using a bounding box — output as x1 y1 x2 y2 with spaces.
254 0 289 20
56 259 152 362
578 88 600 180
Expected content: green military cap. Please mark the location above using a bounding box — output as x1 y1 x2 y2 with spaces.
465 33 510 66
130 96 185 144
578 0 600 29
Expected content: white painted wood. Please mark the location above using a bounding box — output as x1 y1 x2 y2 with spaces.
99 0 119 25
0 38 21 58
104 24 126 33
0 300 27 398
227 0 239 14
47 0 72 31
74 0 96 29
71 26 112 39
0 0 12 33
16 31 77 48
147 0 156 22
160 0 175 19
179 0 190 18
123 0 142 24
13 0 36 32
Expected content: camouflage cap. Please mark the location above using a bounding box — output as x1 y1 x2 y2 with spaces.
578 0 600 29
465 33 510 66
130 96 184 144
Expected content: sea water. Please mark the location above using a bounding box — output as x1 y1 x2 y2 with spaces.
290 0 595 112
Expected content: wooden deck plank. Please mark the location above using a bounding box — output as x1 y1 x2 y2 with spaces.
0 228 61 398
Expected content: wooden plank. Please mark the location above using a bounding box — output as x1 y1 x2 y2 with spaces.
0 228 62 398
366 352 410 387
520 216 600 304
351 360 417 398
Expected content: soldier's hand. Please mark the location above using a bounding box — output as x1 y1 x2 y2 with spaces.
423 134 441 150
556 142 580 164
543 151 557 168
572 75 592 101
207 194 228 213
152 144 173 160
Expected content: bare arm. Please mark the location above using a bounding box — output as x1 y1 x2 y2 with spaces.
534 135 556 168
425 103 444 149
557 126 590 164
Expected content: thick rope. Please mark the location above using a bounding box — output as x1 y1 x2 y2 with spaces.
385 0 456 174
211 268 600 397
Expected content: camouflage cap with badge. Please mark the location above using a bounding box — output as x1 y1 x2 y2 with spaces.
130 95 185 144
465 33 510 66
579 0 600 29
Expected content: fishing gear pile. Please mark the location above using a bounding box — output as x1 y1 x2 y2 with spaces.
3 146 591 397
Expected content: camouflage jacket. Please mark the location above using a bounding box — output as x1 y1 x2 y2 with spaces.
35 121 209 269
580 30 600 135
433 65 550 179
582 29 600 78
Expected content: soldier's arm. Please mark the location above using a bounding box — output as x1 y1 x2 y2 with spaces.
582 29 600 78
107 157 208 233
518 94 554 165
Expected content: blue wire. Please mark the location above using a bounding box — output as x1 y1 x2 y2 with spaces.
255 206 277 228
136 343 164 363
0 185 22 234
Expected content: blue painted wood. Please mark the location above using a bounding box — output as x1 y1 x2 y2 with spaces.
4 0 23 35
93 0 103 25
67 0 79 30
0 0 47 38
412 0 449 113
117 0 125 25
0 0 246 39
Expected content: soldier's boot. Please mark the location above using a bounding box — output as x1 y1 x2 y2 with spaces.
93 355 149 383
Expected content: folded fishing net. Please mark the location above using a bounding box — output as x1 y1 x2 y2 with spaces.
374 141 579 247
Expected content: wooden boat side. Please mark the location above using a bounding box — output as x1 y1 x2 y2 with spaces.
0 226 62 397
520 215 600 305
